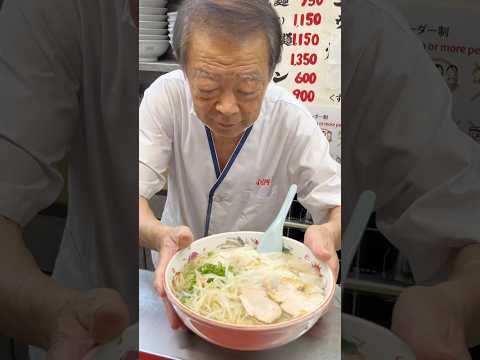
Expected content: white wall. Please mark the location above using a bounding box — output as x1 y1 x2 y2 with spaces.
269 0 342 162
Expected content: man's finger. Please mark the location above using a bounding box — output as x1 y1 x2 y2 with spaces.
155 245 177 297
162 298 185 330
154 226 193 298
75 289 130 344
47 307 94 360
304 235 338 279
47 289 128 360
154 265 167 298
314 247 332 262
176 226 194 249
307 238 332 262
329 258 339 280
91 297 130 344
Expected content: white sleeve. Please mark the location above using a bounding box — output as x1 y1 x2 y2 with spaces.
139 78 175 200
287 111 341 224
343 0 480 283
0 0 80 226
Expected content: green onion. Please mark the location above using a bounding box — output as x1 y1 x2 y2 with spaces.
180 295 191 304
184 268 196 291
198 263 226 277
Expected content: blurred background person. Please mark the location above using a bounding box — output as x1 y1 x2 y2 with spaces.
343 0 480 359
0 0 139 358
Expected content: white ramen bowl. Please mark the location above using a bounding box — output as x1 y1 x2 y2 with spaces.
139 34 169 41
139 6 168 15
139 20 168 29
164 231 336 351
140 27 168 35
140 14 167 22
139 0 168 8
139 40 169 62
342 314 415 359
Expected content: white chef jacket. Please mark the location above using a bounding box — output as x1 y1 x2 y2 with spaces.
139 70 341 250
343 0 480 284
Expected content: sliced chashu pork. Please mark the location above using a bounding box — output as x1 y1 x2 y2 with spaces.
266 276 324 317
239 286 282 324
280 292 324 317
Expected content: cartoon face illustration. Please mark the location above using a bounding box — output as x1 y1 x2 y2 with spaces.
473 63 480 84
435 63 444 76
469 126 480 143
433 58 459 92
445 64 459 90
321 128 333 142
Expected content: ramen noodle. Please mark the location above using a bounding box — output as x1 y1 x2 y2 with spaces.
172 246 325 325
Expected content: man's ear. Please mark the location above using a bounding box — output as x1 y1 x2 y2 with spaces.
129 0 139 28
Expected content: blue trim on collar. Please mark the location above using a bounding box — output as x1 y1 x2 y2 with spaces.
205 127 221 179
203 126 253 236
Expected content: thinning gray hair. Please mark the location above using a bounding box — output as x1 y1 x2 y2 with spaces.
172 0 283 74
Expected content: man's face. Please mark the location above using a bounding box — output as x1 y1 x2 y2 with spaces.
185 31 271 139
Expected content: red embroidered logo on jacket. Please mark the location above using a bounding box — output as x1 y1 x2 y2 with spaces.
256 178 272 186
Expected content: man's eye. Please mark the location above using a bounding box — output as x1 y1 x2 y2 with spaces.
198 90 216 100
238 90 256 97
199 89 216 95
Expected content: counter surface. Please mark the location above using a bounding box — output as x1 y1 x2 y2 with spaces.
139 269 341 360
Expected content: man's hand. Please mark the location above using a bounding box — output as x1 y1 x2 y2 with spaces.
304 224 339 280
391 284 472 360
47 288 129 360
139 197 194 330
152 225 193 330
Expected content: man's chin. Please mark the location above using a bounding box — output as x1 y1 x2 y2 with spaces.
210 125 246 139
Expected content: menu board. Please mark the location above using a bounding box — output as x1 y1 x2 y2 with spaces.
269 0 342 162
391 0 480 145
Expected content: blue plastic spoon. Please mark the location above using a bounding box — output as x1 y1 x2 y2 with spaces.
341 190 376 284
257 184 298 253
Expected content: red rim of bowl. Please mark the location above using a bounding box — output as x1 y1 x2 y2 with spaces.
164 233 336 331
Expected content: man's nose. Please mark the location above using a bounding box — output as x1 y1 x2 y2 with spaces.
216 90 239 117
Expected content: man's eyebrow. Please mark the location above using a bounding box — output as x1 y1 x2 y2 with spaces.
193 69 262 81
193 68 219 80
237 72 262 81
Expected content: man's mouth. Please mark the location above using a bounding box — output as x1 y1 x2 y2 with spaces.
216 122 236 129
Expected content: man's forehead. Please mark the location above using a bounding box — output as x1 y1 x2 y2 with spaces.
193 68 262 81
187 31 269 80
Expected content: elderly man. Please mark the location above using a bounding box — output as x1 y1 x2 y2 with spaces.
138 0 342 329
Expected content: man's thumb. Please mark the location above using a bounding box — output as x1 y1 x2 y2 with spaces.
175 226 194 249
309 240 332 262
84 289 130 345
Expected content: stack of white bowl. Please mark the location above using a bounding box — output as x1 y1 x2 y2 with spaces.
139 0 170 62
167 12 177 48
